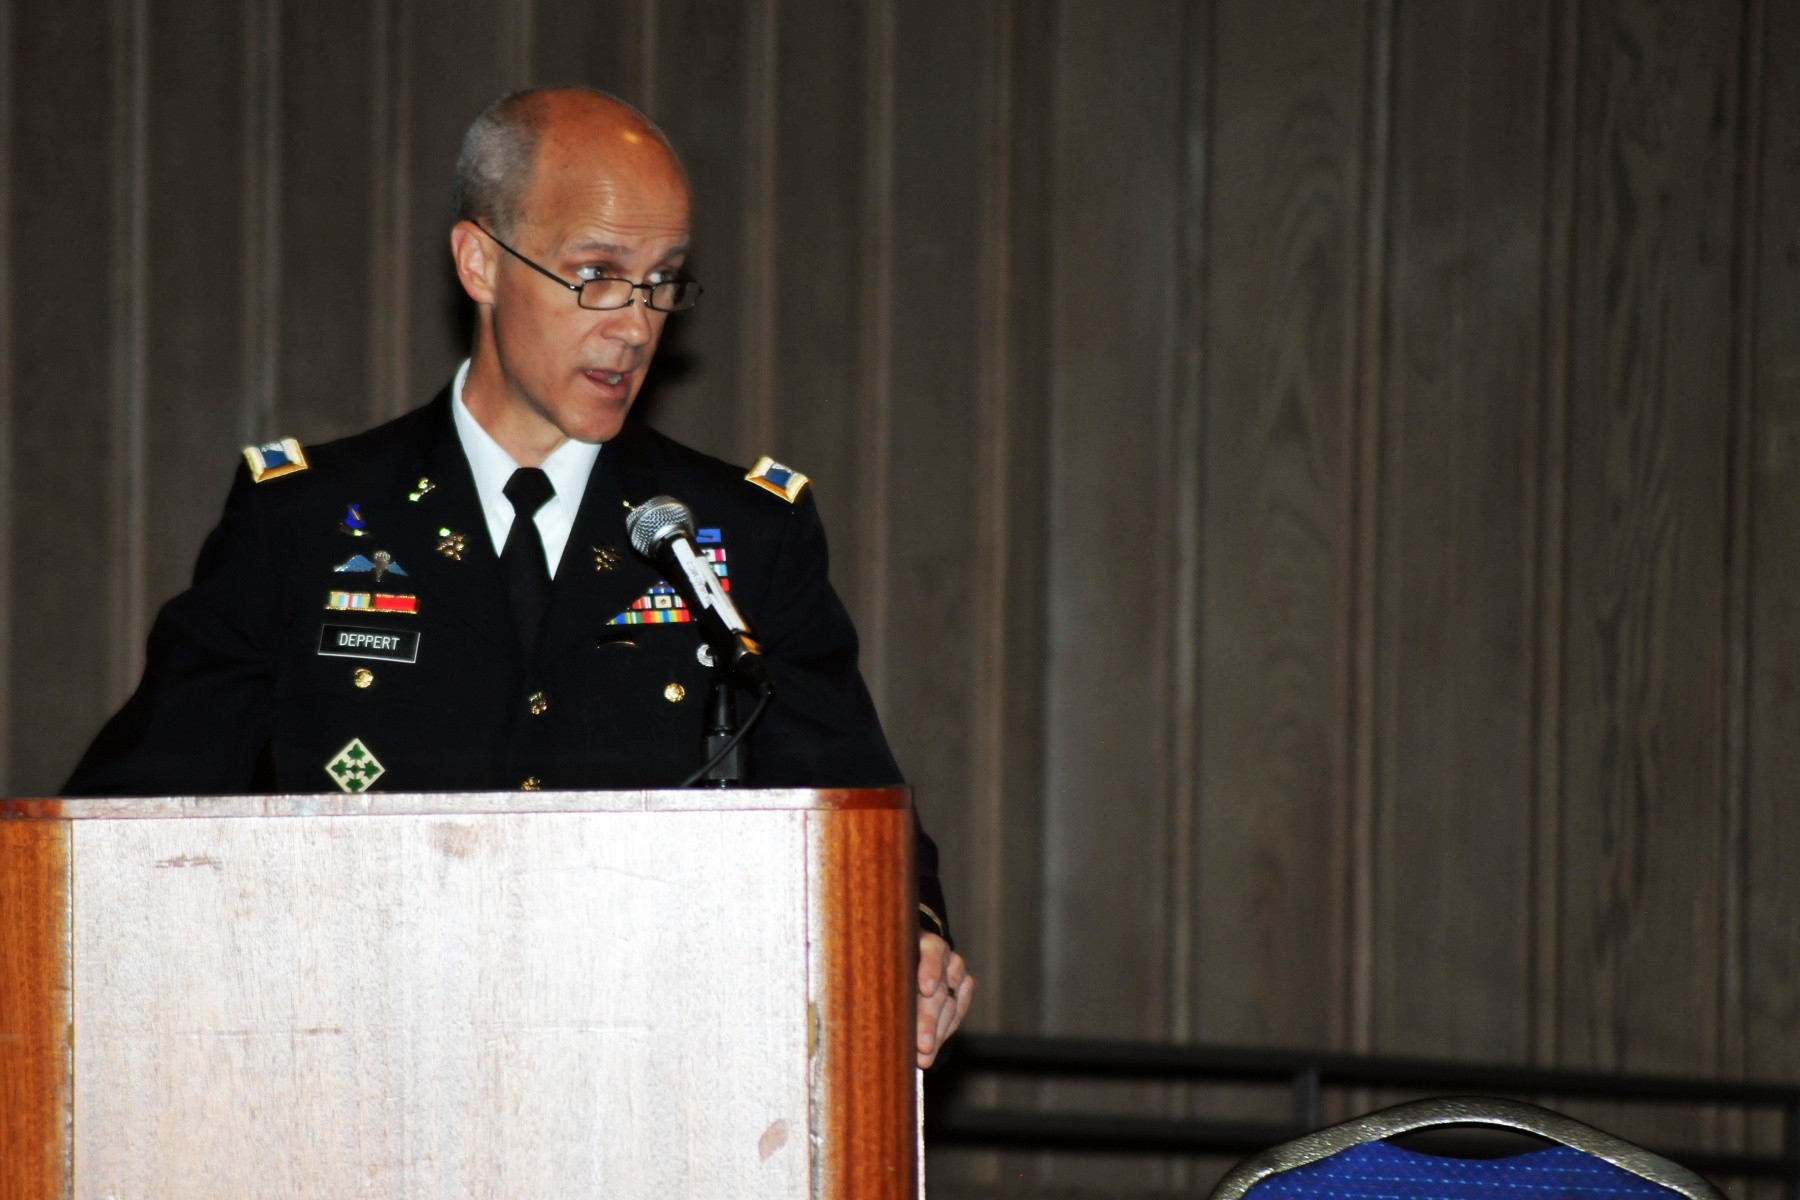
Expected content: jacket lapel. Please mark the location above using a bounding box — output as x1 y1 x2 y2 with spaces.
373 393 518 661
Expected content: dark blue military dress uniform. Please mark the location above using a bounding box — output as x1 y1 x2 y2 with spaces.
65 389 949 933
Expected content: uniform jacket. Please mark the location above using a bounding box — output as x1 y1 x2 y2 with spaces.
65 389 947 927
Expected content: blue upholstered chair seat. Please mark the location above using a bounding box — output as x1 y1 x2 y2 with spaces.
1252 1139 1684 1200
1210 1098 1720 1200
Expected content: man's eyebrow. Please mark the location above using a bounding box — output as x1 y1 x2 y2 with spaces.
567 238 631 257
567 237 689 261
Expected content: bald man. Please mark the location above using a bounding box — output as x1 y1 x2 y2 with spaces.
66 87 972 1065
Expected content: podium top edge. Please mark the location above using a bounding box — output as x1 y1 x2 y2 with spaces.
0 786 911 822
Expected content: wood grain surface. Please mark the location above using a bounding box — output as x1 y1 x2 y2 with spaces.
1558 0 1740 1084
0 819 70 1200
1197 0 1371 1053
1372 0 1551 1062
1748 0 1799 1102
1553 0 1745 1155
1042 0 1184 1043
812 802 915 1200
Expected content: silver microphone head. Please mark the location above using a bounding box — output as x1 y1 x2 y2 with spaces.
625 495 697 556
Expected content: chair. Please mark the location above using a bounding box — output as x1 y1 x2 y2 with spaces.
1209 1097 1724 1200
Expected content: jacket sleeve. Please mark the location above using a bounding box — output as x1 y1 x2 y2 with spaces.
63 465 282 796
745 490 951 941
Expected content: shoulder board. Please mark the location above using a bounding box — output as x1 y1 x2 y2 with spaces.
745 455 810 503
242 437 309 483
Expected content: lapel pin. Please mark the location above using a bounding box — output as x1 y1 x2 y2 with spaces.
408 477 436 502
435 529 466 561
339 504 369 537
593 544 623 572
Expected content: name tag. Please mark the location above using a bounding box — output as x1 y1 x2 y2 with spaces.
317 623 420 663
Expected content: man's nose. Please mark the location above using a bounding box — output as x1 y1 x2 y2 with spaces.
603 297 655 347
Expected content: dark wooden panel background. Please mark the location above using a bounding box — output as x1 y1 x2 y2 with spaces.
1 0 1792 1194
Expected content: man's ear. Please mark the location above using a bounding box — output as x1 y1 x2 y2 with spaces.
450 221 497 305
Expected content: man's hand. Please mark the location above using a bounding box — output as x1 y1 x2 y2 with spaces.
917 932 972 1068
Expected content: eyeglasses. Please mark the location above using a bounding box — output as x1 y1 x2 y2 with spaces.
474 222 703 313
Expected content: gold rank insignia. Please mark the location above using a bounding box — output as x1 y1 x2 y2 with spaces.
745 456 810 503
243 438 309 482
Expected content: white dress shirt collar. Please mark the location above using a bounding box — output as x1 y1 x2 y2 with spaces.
449 358 601 578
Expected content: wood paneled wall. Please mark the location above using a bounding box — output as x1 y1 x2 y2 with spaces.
3 0 1795 1190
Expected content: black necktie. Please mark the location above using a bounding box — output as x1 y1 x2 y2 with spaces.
501 467 556 653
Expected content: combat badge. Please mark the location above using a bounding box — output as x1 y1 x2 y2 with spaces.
745 456 810 503
325 737 385 793
339 504 370 537
243 438 309 483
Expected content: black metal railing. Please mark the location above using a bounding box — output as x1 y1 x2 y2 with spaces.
925 1034 1800 1199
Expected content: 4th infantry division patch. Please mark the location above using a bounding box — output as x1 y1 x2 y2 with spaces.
325 738 385 793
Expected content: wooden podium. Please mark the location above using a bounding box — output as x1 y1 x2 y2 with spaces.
0 788 917 1199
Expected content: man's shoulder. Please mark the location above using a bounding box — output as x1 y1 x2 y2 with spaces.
296 396 443 479
621 422 814 525
235 394 445 506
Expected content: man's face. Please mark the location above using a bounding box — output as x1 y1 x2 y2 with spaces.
480 125 691 446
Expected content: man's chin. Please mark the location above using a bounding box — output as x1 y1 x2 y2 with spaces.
558 404 633 445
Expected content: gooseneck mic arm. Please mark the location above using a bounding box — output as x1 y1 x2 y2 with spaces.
625 496 771 689
625 496 775 786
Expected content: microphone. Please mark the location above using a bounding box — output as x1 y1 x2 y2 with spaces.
625 496 771 689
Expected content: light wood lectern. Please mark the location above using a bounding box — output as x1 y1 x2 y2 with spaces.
0 788 916 1199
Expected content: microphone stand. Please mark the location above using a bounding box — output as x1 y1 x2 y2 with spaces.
681 667 773 788
702 670 745 786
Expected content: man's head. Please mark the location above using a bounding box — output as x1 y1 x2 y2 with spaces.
450 87 692 461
